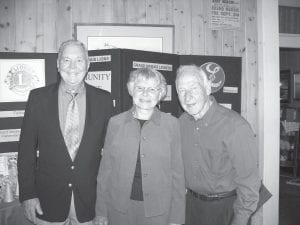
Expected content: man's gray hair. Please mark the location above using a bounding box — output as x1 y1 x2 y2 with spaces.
57 40 89 63
127 67 167 100
175 64 209 87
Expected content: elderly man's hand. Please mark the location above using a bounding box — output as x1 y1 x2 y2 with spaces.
22 198 43 224
94 216 108 225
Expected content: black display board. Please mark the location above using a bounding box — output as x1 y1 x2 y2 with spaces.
87 49 241 116
88 49 181 116
0 53 58 153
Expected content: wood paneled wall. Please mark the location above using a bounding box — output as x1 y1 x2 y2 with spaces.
0 0 258 133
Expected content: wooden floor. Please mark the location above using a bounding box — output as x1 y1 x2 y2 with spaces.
279 169 300 225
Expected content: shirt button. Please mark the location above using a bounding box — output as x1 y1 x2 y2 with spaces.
71 166 75 170
141 154 145 158
68 183 72 187
142 137 146 140
196 127 200 131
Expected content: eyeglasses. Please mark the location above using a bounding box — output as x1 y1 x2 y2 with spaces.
134 86 161 95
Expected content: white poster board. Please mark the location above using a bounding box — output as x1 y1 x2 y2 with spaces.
0 59 45 102
75 24 174 53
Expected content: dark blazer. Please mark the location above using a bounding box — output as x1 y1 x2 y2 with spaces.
18 82 113 223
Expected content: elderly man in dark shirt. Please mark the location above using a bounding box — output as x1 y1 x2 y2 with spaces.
175 64 260 225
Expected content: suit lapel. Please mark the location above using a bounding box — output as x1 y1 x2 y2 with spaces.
47 84 63 138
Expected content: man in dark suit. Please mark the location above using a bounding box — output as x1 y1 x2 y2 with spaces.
17 40 113 225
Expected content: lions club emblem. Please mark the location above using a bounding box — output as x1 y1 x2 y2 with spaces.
200 62 225 93
4 64 39 95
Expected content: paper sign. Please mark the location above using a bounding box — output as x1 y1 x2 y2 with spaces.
0 110 25 118
0 156 9 176
89 55 111 63
220 103 232 109
0 129 21 142
223 86 238 93
210 0 241 30
162 85 172 101
132 61 173 71
85 71 111 92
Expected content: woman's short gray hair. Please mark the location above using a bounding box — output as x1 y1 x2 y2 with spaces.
127 68 167 101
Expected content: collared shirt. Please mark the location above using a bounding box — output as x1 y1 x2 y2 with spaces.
179 96 260 225
58 82 86 148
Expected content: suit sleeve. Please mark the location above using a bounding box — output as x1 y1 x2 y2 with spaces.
17 91 38 202
168 119 186 224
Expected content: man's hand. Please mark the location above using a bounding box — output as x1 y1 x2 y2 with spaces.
22 198 43 224
94 216 108 225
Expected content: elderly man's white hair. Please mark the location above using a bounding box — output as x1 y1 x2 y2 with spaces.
175 64 211 95
57 39 89 63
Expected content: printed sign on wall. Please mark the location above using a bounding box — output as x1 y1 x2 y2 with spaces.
85 71 112 93
210 0 241 30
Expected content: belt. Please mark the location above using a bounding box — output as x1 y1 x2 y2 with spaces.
188 188 236 201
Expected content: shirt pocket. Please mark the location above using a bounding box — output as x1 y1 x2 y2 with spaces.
202 144 230 177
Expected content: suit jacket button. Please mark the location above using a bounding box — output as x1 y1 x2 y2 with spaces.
68 183 72 187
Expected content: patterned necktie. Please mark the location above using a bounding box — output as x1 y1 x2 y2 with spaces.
64 91 80 161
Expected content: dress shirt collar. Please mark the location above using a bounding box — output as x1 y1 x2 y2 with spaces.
59 81 85 96
125 106 161 125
